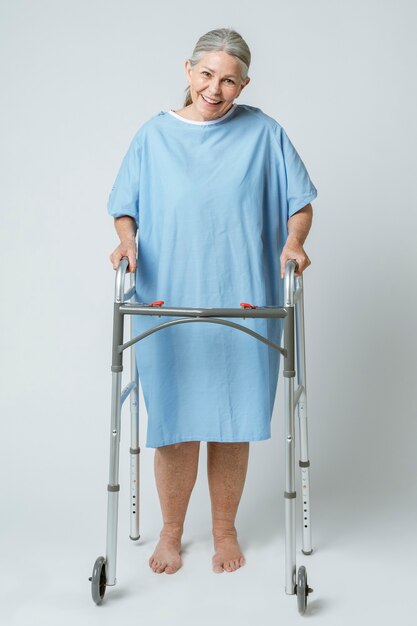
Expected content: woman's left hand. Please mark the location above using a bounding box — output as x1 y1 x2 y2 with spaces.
280 238 311 278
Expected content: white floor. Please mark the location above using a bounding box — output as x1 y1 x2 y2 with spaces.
2 482 414 626
3 370 415 626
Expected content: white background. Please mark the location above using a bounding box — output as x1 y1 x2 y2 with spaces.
1 0 416 624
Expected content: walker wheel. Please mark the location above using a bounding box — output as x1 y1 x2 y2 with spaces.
89 556 107 605
296 565 313 615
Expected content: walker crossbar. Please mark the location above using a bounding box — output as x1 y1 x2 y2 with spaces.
90 257 314 614
119 317 287 357
119 304 288 317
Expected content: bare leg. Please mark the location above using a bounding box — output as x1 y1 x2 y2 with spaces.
207 441 249 573
149 441 200 574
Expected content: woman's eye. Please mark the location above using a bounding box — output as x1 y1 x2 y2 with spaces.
200 72 234 84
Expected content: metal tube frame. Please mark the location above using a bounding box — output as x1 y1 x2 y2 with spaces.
103 257 313 593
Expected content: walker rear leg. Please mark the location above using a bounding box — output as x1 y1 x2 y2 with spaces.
295 275 313 555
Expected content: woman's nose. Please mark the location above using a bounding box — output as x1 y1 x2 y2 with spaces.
210 79 221 94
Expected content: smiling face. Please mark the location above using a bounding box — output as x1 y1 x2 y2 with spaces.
185 51 250 121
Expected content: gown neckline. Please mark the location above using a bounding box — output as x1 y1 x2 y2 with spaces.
167 103 237 125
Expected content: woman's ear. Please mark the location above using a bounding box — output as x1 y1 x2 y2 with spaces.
185 60 192 84
238 76 250 96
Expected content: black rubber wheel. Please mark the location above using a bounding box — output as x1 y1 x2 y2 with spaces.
296 565 313 615
90 556 107 605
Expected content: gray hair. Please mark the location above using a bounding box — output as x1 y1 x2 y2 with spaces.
183 28 251 106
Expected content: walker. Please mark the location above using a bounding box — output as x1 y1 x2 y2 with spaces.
89 257 314 615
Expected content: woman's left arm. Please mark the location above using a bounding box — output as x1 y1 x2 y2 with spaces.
280 203 313 278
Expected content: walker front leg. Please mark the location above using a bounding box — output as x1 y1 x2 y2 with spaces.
283 261 314 614
129 309 140 541
90 259 129 604
284 306 296 595
106 371 123 585
106 302 125 586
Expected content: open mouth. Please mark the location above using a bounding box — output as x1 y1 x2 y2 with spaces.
201 94 222 106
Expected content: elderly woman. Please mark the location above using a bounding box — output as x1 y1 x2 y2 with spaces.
108 28 317 576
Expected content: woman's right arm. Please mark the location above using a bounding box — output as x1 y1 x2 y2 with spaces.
109 215 137 272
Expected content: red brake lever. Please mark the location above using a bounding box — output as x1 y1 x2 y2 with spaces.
240 302 258 309
148 300 165 307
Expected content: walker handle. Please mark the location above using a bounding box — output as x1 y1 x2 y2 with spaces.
114 256 135 303
284 259 298 307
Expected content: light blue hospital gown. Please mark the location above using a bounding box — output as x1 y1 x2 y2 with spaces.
107 103 317 448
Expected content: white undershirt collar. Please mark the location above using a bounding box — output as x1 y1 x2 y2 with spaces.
168 103 237 125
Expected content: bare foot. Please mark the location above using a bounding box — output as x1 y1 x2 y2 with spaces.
149 527 182 574
212 527 246 573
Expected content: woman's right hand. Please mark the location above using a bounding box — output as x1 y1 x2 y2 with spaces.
109 238 137 273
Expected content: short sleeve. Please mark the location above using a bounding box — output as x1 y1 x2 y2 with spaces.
277 126 318 218
107 132 141 228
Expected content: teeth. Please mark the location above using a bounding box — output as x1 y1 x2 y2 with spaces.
202 95 221 104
